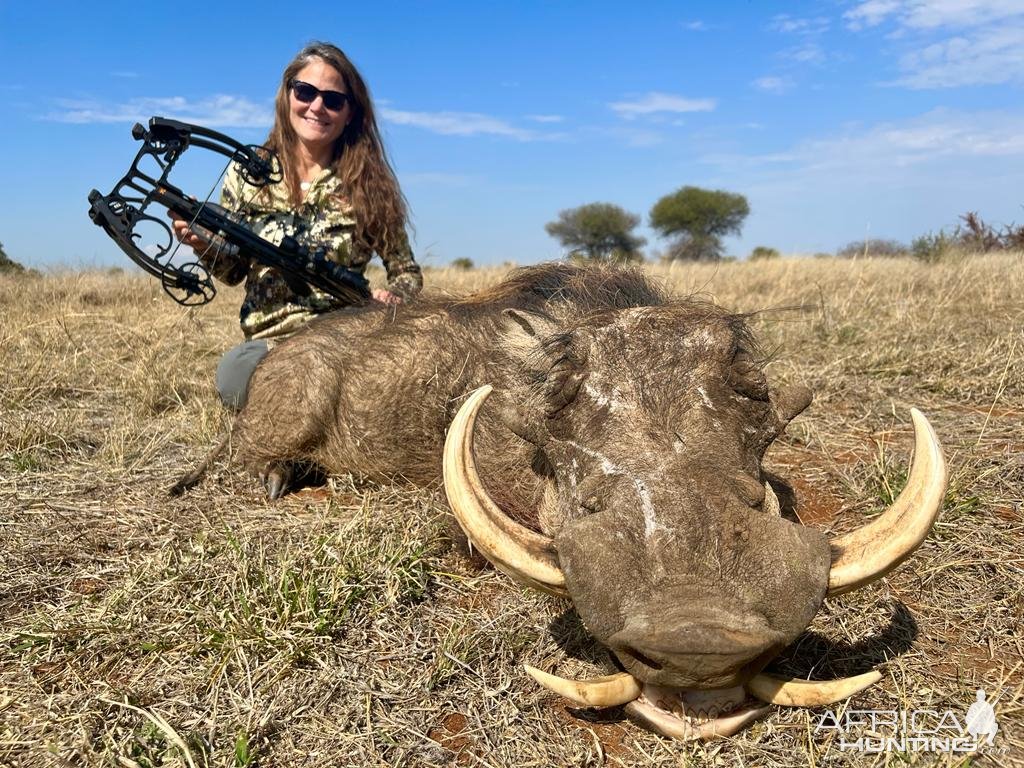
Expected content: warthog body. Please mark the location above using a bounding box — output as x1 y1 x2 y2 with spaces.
233 262 945 739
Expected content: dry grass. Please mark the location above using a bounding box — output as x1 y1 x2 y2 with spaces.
1 254 1022 767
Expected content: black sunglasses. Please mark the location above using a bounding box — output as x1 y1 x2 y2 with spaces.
289 79 351 112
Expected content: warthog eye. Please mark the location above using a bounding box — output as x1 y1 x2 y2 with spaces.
576 476 607 514
544 367 584 417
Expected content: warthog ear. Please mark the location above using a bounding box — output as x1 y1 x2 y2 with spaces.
501 309 581 419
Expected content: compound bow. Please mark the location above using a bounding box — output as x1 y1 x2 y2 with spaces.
88 116 370 306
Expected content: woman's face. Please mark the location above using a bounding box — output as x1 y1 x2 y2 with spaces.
288 58 350 157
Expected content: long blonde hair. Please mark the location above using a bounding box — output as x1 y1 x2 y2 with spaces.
266 42 409 255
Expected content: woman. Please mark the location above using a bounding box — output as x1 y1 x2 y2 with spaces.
171 41 422 409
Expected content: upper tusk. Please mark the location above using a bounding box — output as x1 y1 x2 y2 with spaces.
524 664 641 707
826 408 947 596
746 669 882 707
443 385 568 597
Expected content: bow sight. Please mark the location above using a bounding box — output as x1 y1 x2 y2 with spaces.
88 116 370 306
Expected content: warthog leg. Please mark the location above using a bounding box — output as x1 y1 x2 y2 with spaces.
233 335 344 500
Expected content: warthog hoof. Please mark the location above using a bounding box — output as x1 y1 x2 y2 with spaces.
260 462 294 500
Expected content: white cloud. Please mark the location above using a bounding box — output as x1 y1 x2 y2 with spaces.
45 95 273 127
380 108 546 140
525 114 565 123
615 128 665 147
770 13 831 66
47 94 558 142
894 24 1024 87
608 92 716 119
844 0 903 30
846 0 1024 30
769 14 829 66
904 0 1022 28
780 42 826 64
702 109 1024 178
698 107 1024 252
845 0 1024 87
769 14 830 35
752 76 792 93
683 20 708 31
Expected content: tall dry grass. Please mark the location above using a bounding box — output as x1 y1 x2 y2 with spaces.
1 254 1022 767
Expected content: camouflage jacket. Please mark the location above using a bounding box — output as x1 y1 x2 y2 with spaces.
202 163 422 339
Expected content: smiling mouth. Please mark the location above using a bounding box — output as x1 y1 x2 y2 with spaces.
524 664 881 741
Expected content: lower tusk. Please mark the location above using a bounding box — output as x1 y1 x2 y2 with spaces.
746 669 882 707
524 665 641 707
625 699 770 741
764 481 781 516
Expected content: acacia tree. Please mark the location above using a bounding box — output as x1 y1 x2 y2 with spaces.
649 186 749 261
545 203 646 263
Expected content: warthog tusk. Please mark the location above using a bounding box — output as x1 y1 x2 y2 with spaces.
746 669 882 706
443 385 568 597
625 699 771 741
764 481 781 517
524 665 641 707
826 408 947 596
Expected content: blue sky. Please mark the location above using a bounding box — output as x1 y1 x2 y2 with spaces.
2 1 1023 269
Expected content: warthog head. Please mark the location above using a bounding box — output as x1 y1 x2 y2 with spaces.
444 302 946 740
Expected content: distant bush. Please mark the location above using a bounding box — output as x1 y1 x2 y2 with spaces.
0 241 28 274
910 231 956 263
450 257 474 270
957 211 1024 252
748 246 780 261
909 211 1024 263
836 239 908 259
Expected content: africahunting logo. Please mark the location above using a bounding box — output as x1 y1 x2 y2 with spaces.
814 688 1002 754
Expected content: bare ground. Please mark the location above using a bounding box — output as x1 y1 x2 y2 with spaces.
1 254 1022 767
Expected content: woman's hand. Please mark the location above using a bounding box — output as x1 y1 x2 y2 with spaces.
372 288 402 305
168 211 212 252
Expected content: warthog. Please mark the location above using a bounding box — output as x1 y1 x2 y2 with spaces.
231 263 946 740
